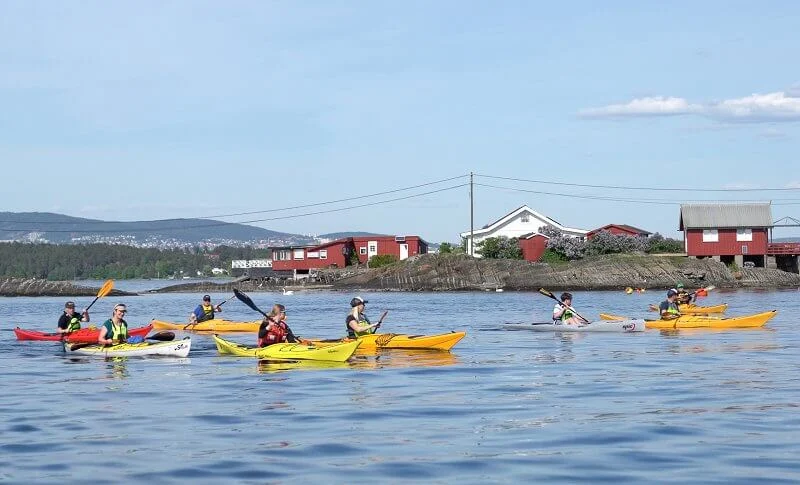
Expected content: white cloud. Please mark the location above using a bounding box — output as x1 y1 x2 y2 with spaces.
709 92 800 122
578 96 701 118
581 88 800 123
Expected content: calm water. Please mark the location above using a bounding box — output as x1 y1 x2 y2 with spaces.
1 284 799 484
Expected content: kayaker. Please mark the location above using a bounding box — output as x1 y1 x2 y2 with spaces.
189 294 222 324
57 300 90 334
257 304 303 346
98 304 129 345
346 296 383 338
659 290 682 320
552 292 588 325
675 283 694 305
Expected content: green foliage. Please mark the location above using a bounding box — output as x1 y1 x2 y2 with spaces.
727 261 741 272
349 252 361 266
476 237 523 260
539 248 568 264
0 242 269 280
368 254 398 268
645 233 685 253
438 242 453 254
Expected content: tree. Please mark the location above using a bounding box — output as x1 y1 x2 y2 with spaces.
438 242 453 254
476 237 522 259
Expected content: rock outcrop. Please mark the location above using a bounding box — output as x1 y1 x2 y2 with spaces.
327 253 800 291
0 278 136 297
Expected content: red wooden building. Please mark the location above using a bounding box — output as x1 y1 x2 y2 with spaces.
679 203 772 267
271 235 428 278
586 224 651 240
518 233 549 261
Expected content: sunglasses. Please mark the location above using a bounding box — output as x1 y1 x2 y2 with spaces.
115 309 127 313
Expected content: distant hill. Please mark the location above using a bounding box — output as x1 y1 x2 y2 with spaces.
0 212 315 247
773 237 800 242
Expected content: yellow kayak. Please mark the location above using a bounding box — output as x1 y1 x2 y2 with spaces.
308 331 466 352
151 319 261 332
648 303 728 314
213 334 360 362
600 310 777 329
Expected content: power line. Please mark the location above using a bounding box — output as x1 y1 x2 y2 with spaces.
0 174 470 225
1 183 469 233
476 183 800 205
476 173 800 192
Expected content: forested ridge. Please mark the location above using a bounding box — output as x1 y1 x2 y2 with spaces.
0 242 269 280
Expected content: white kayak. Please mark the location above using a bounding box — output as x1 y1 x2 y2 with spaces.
63 337 192 357
506 319 646 333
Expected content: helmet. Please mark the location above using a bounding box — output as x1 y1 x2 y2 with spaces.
350 296 368 307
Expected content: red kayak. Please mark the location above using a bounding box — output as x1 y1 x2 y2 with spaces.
14 324 154 343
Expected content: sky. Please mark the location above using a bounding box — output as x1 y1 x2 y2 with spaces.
2 1 800 243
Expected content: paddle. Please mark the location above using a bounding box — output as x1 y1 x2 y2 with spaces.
537 288 590 323
68 331 175 351
183 276 251 330
233 289 308 344
85 279 115 312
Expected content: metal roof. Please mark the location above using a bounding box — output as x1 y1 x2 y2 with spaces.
680 203 773 230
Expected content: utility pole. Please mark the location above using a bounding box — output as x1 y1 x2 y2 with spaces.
470 172 474 258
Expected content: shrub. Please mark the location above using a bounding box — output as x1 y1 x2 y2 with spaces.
539 248 568 264
646 233 684 253
438 242 453 254
476 236 522 259
369 254 398 268
540 226 587 260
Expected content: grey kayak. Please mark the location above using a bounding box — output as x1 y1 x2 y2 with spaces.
505 319 646 333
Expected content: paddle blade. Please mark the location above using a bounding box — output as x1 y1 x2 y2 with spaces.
147 331 175 341
233 288 267 317
537 288 556 299
97 279 114 298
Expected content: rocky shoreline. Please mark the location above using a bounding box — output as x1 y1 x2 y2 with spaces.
3 254 799 296
0 278 137 297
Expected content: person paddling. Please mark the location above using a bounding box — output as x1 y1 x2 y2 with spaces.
189 294 222 324
552 292 588 325
659 289 682 320
57 300 90 334
675 283 694 305
257 304 303 347
345 296 384 338
98 304 129 345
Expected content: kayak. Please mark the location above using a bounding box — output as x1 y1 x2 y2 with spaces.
213 335 360 362
647 303 727 314
600 310 777 329
505 319 645 333
307 331 467 351
63 337 192 357
678 303 728 314
14 324 154 343
151 318 261 332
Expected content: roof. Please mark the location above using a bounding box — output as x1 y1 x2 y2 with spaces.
587 224 652 236
460 205 587 238
680 203 773 230
519 232 550 240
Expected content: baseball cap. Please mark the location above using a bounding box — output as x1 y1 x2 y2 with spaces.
350 296 368 307
203 295 211 301
65 301 75 308
676 283 684 288
667 289 678 297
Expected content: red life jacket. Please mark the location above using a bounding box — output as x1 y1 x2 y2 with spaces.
258 319 288 347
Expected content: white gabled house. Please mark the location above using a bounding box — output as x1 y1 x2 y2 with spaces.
459 205 588 257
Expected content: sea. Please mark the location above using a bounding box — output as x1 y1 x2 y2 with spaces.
1 280 798 484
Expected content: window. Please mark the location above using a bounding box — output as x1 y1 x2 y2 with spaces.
521 214 530 223
293 249 304 260
274 250 291 261
320 249 327 260
369 244 377 253
702 230 718 243
742 245 748 254
359 247 367 255
307 251 319 259
736 228 753 242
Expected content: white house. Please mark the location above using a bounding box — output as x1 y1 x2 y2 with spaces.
459 205 588 257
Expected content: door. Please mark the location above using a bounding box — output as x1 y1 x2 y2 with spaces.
400 243 409 260
368 241 378 261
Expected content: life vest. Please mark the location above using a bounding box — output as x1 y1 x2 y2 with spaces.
67 312 81 332
197 303 215 323
258 319 287 347
104 319 128 343
661 302 680 318
676 290 691 304
346 310 375 338
553 304 574 323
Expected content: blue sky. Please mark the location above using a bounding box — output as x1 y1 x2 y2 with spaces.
2 1 800 242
